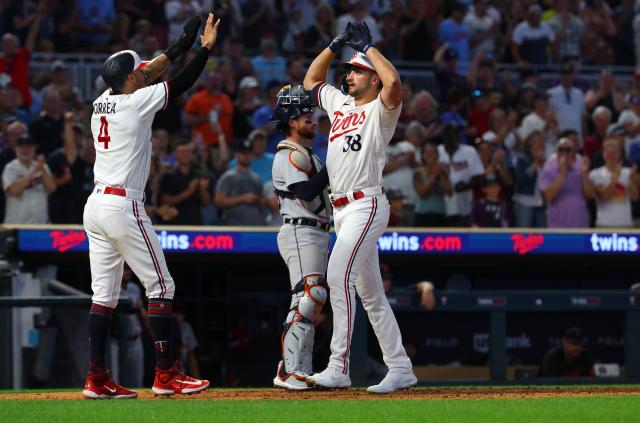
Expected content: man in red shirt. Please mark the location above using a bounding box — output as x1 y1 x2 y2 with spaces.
0 8 44 107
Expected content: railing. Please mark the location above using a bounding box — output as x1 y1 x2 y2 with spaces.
29 52 638 105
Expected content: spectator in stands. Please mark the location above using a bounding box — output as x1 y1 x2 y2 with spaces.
618 94 640 157
591 124 629 170
228 129 273 184
159 140 211 226
30 87 65 157
400 0 434 62
386 187 406 227
518 90 559 159
0 120 24 222
286 56 306 87
47 113 91 224
383 123 419 214
467 89 493 138
546 0 585 63
303 2 336 58
377 11 402 61
251 38 286 90
471 172 509 227
467 55 503 108
0 9 43 107
473 133 513 201
584 106 612 161
440 88 470 143
281 5 307 55
184 70 234 165
539 327 595 378
46 60 83 110
233 76 263 142
585 71 625 121
589 139 639 228
434 45 467 104
547 62 587 147
73 0 116 50
413 142 452 227
144 152 178 225
165 0 202 45
128 19 153 53
240 0 272 51
335 0 381 61
438 123 484 226
465 0 497 61
513 130 547 228
511 4 555 66
2 133 55 223
488 108 518 165
214 139 265 226
437 1 469 73
538 137 594 228
410 90 443 144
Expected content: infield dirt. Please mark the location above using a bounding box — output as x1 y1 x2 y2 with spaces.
2 387 640 401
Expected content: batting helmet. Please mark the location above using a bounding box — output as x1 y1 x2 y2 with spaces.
271 85 316 131
101 50 149 92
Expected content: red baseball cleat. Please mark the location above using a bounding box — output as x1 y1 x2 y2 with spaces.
83 370 138 399
152 363 210 396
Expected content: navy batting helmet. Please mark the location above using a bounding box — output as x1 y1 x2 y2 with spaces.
101 50 149 92
271 85 316 131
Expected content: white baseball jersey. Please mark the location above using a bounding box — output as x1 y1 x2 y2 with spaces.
315 82 413 377
272 140 330 223
316 83 401 195
91 82 168 191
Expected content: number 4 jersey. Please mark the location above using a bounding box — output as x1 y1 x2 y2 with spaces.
316 83 401 195
90 82 169 192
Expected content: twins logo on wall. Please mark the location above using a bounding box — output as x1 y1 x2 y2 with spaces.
511 234 545 255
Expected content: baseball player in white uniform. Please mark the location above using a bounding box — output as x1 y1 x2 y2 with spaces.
303 22 417 393
270 85 332 390
82 14 219 399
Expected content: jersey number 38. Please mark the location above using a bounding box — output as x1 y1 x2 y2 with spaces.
342 134 362 152
97 116 111 149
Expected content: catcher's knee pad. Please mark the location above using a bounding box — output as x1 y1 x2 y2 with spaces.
281 274 328 375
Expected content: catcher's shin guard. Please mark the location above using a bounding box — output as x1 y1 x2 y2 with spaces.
281 274 328 376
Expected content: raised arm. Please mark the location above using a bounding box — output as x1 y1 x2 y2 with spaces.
303 24 354 91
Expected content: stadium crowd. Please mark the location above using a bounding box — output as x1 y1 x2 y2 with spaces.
3 0 640 228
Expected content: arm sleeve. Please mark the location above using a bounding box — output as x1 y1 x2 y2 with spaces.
289 166 329 201
167 47 210 98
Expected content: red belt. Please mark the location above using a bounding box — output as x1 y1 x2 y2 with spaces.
331 190 366 208
104 186 127 197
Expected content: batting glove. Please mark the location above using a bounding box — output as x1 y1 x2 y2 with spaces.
346 21 373 54
329 22 354 53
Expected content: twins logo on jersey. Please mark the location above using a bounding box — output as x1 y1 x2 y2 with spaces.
330 110 366 143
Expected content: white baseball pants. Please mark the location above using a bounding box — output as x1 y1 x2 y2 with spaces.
327 194 412 374
83 188 175 308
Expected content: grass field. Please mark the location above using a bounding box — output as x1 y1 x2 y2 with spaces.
1 387 639 423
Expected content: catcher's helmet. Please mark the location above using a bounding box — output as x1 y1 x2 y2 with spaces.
101 50 149 92
271 85 316 131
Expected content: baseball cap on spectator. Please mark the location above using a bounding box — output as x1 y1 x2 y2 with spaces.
556 137 573 150
51 60 67 72
15 134 36 146
482 131 497 143
239 76 259 90
252 107 273 128
606 123 627 137
440 111 466 127
234 138 253 153
248 128 266 141
482 172 499 186
520 82 537 92
563 327 586 345
443 47 459 61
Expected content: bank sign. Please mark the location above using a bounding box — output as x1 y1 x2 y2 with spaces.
15 228 640 255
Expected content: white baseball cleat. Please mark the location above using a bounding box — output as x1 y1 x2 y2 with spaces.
366 371 417 394
305 367 351 389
